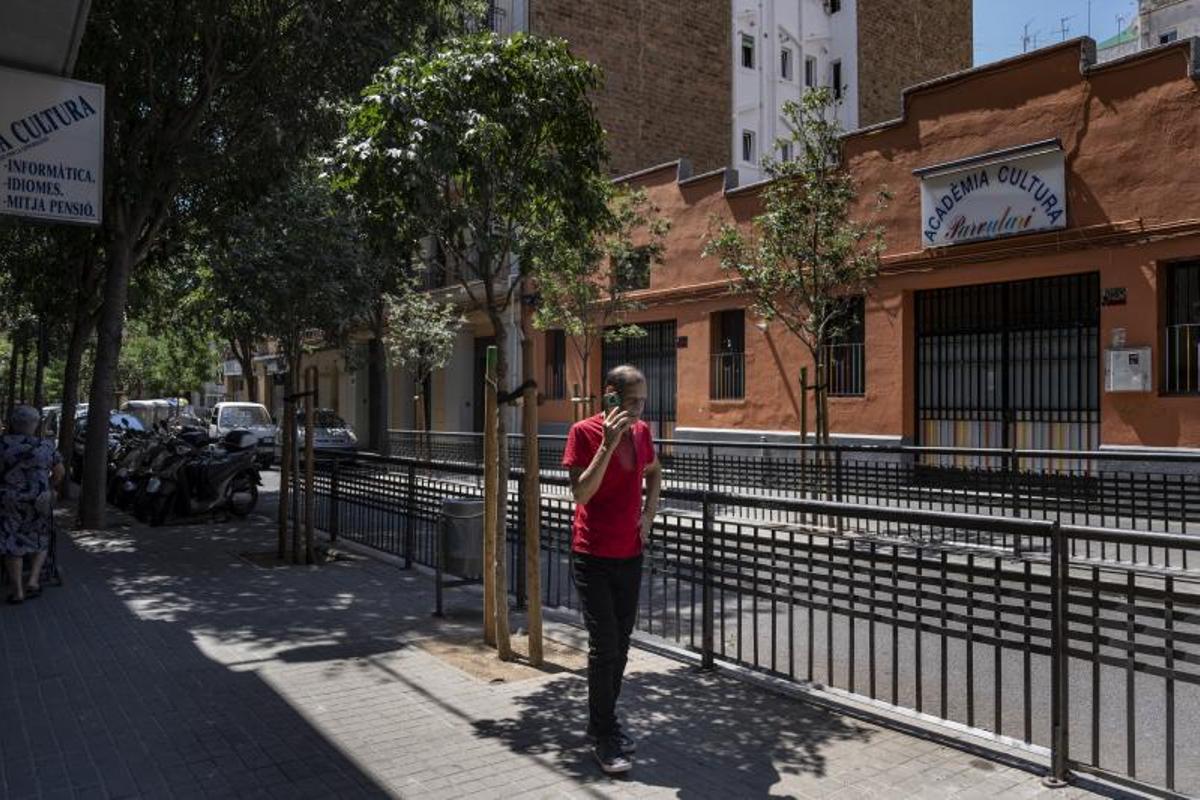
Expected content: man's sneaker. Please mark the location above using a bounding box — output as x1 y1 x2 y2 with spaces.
593 737 633 774
586 728 637 754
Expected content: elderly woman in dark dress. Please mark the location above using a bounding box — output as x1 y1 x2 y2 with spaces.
2 405 64 604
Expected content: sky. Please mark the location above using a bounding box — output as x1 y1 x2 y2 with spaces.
974 0 1140 65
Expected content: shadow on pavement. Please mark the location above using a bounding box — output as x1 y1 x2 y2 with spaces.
472 663 874 797
0 523 393 798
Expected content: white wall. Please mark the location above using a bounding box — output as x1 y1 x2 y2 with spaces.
732 0 858 183
830 0 858 132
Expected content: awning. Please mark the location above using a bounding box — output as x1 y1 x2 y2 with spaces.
0 0 92 77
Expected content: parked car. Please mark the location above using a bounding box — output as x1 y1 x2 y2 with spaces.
39 403 89 439
121 399 172 430
296 408 358 453
71 410 146 479
208 402 278 468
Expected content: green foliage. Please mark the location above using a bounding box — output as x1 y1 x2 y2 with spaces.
531 186 669 395
335 33 611 320
383 279 463 384
210 167 378 367
704 88 889 352
117 320 216 400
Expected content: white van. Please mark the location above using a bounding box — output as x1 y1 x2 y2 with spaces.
208 402 278 468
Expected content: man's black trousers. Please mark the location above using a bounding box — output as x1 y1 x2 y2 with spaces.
572 552 643 739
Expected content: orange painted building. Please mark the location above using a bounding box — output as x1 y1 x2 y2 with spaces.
532 38 1200 452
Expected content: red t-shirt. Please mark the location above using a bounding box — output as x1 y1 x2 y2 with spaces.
562 413 656 558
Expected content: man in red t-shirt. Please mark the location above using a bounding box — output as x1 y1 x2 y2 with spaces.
562 364 661 774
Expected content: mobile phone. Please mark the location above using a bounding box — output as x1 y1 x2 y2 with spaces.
603 392 621 411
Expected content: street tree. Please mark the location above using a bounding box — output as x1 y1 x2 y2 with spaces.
383 277 463 447
70 0 477 527
336 35 610 637
704 88 889 443
531 185 669 415
215 166 379 562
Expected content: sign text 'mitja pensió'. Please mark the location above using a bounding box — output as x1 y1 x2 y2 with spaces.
0 66 105 226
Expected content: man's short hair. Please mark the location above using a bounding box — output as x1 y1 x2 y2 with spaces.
7 405 39 436
604 364 646 396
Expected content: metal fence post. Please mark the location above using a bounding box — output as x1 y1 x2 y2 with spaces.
404 462 416 570
702 443 715 669
515 469 527 610
835 447 844 535
329 457 341 544
1009 449 1022 519
1044 520 1072 788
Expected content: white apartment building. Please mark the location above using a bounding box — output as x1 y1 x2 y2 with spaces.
1098 0 1200 62
732 0 859 183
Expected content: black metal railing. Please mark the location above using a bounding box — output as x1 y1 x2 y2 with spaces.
819 342 865 396
1164 322 1199 395
710 352 745 400
385 430 1200 539
313 450 1200 797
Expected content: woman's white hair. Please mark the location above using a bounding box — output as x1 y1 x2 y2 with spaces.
7 405 40 436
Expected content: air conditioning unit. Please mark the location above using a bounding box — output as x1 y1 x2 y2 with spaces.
1105 347 1152 392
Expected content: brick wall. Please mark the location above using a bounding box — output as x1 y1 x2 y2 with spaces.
530 0 731 176
856 0 973 128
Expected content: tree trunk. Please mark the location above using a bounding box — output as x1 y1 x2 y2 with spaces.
32 317 48 410
5 328 20 420
277 380 291 560
289 350 303 563
232 338 256 403
17 327 31 404
58 277 98 467
79 239 134 529
488 311 512 660
368 305 388 455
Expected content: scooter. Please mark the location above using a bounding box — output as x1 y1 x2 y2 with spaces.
144 430 261 526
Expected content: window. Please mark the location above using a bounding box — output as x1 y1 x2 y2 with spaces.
741 130 756 163
780 47 793 80
828 0 841 12
779 140 793 162
741 34 755 69
1164 261 1200 394
804 56 817 88
831 60 843 100
820 296 865 396
710 309 745 400
1161 30 1178 44
612 246 652 292
544 330 566 400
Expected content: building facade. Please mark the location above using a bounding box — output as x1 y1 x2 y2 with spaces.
526 38 1200 453
1098 0 1200 62
492 0 732 176
732 0 973 182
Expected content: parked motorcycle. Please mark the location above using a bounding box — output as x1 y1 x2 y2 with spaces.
142 430 261 526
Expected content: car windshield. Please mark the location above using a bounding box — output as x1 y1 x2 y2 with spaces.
78 413 145 433
220 406 271 428
301 410 346 428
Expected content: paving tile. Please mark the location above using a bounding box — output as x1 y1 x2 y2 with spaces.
0 503 1118 800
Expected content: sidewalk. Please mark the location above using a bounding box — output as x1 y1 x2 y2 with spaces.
0 507 1127 799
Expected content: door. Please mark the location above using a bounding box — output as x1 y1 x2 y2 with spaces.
602 320 677 439
915 272 1099 466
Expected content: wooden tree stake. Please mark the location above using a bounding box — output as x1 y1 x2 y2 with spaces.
303 369 316 565
483 347 498 647
521 337 543 666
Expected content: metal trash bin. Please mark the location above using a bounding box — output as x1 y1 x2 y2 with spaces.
440 498 485 578
434 498 485 617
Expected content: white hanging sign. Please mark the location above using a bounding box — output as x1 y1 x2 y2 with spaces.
918 141 1066 248
0 65 105 225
